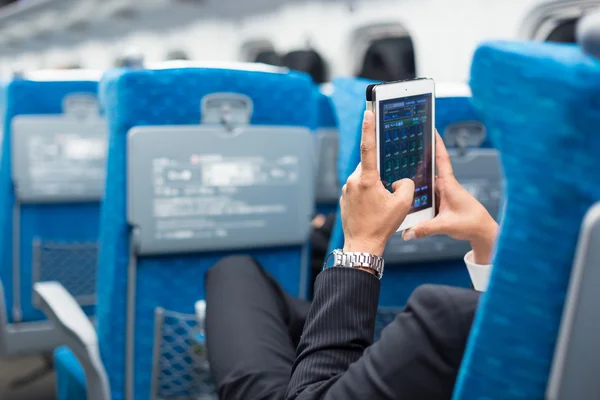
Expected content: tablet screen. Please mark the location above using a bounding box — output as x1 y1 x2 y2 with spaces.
379 93 433 213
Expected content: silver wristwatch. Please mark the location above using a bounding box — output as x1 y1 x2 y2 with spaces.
323 249 385 279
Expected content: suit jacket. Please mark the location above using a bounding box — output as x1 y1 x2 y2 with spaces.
286 267 480 400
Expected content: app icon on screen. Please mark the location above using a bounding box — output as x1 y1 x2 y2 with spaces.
414 197 421 207
401 129 408 139
385 144 392 157
418 140 423 150
417 125 423 136
394 159 400 170
410 155 416 166
402 157 408 168
386 132 392 142
394 143 400 155
409 126 416 138
410 141 416 152
421 195 428 205
386 161 392 172
394 130 400 141
402 142 408 153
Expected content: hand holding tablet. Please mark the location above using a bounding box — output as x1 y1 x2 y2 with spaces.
339 110 414 257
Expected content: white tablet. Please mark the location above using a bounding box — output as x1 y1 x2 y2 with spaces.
368 78 436 231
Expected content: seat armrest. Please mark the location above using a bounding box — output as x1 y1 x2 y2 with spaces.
34 281 111 400
195 300 206 323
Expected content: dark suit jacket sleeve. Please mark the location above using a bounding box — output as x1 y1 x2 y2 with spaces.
286 267 480 400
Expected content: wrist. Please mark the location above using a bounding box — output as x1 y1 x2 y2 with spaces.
343 239 385 258
469 218 498 265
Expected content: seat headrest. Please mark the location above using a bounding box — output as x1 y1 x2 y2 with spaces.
143 60 287 74
17 69 103 82
577 9 600 59
436 82 472 98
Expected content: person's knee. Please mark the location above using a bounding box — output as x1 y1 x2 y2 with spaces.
408 284 479 362
205 255 263 288
410 284 479 314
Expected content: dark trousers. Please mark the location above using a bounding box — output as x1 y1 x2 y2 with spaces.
205 255 310 400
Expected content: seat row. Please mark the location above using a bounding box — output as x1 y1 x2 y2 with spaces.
4 16 600 398
0 61 499 399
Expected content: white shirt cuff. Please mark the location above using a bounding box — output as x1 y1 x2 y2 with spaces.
464 250 492 292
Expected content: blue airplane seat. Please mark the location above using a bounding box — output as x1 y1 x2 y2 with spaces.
36 62 317 400
0 70 105 359
453 40 600 399
314 88 339 215
436 82 492 148
327 78 501 339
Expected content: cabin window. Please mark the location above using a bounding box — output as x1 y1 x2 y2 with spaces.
522 1 599 43
282 50 328 84
253 50 282 66
545 18 578 43
352 23 416 82
241 40 283 66
165 50 190 61
358 37 416 82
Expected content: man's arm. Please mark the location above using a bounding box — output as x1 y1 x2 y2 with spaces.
286 268 480 400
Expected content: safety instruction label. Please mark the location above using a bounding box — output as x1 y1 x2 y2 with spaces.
151 154 301 240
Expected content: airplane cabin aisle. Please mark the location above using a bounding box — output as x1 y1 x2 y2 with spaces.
0 356 55 400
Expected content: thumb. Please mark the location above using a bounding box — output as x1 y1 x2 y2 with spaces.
403 218 444 241
391 179 415 206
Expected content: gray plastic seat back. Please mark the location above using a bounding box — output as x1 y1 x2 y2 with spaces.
384 147 501 263
577 9 600 60
547 202 600 400
11 94 107 203
127 125 315 256
315 128 340 204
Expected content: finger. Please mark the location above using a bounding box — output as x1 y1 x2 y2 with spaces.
403 217 446 241
391 178 415 206
360 110 378 174
312 214 326 228
435 131 454 178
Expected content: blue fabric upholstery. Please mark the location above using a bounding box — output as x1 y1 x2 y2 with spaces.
84 67 316 400
453 41 600 399
0 79 99 323
55 346 87 400
328 77 472 307
316 90 337 129
437 95 493 148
